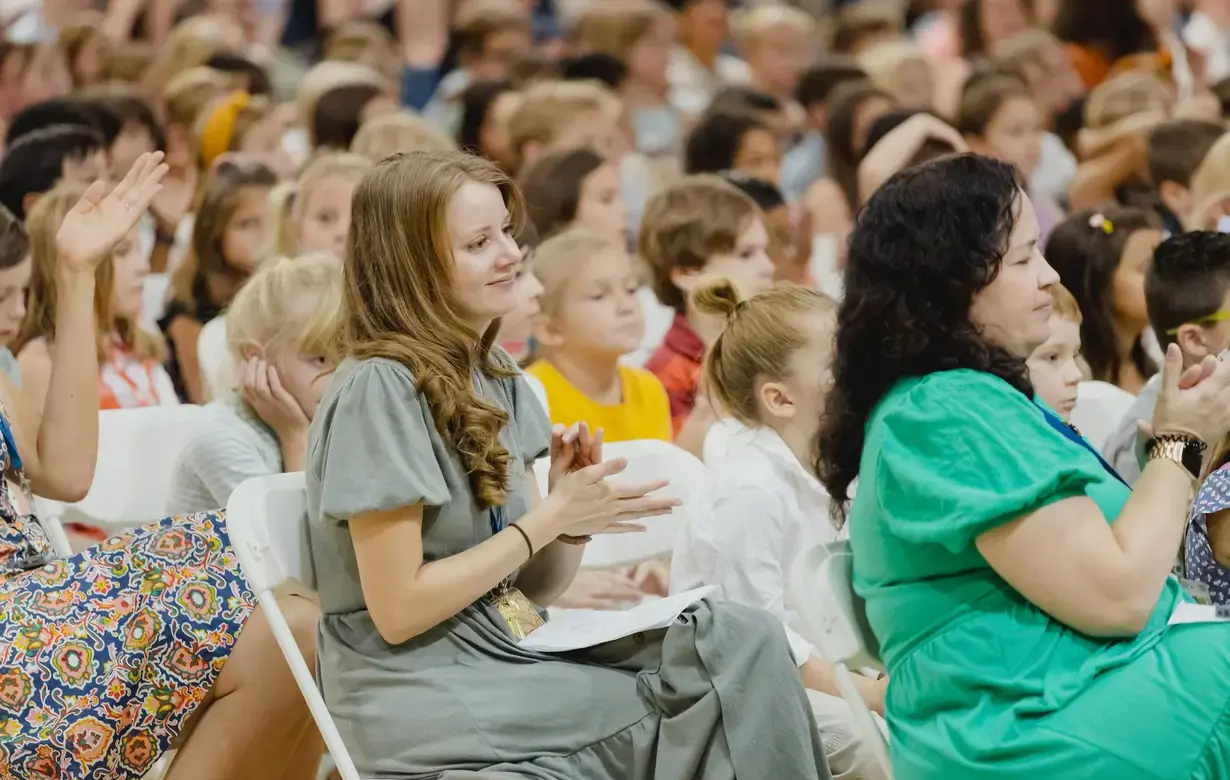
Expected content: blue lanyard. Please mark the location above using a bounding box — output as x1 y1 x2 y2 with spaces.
473 368 508 536
1037 403 1129 488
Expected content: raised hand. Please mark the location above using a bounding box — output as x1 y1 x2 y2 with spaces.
56 152 168 273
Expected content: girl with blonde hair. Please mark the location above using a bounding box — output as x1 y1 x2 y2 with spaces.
169 252 340 513
670 278 889 780
350 111 458 162
284 151 371 258
16 186 174 414
307 149 831 778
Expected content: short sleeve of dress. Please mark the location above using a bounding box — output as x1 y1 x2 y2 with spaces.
871 371 1097 555
312 360 450 524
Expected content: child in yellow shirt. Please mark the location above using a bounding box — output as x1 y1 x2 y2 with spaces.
527 228 672 442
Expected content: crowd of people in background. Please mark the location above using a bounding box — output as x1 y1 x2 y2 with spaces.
4 0 1230 777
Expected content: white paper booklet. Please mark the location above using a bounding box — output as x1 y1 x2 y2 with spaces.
1168 601 1230 626
520 586 715 653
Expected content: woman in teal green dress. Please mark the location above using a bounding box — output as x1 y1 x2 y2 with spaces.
816 153 1230 780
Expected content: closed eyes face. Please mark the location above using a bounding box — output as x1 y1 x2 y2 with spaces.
447 180 523 330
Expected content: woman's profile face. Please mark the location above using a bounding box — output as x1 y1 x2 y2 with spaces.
447 180 523 329
968 192 1061 358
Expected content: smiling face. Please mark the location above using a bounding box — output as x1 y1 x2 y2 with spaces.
969 191 1062 358
447 179 524 331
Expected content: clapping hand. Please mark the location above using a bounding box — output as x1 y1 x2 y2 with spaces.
547 422 602 494
56 152 168 274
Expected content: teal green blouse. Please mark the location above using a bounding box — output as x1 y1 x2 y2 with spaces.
850 370 1230 780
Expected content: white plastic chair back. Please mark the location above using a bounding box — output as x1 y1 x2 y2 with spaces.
197 315 232 403
1069 380 1136 453
790 540 892 778
227 473 363 780
39 406 210 533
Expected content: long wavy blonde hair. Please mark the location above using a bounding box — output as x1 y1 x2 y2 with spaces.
339 151 526 507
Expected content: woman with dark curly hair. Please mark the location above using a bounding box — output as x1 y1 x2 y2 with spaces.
817 153 1230 780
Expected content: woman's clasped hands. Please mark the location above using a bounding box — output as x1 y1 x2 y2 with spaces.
542 422 681 538
1152 343 1230 446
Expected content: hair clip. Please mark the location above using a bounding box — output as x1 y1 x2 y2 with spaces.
1089 214 1114 235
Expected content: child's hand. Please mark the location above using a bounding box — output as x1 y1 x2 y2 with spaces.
57 152 167 274
554 569 645 610
241 358 309 439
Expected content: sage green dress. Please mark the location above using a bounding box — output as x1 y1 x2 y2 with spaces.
306 356 831 780
850 369 1230 780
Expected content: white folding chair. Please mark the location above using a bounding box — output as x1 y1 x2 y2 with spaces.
790 540 892 779
226 472 363 780
37 406 210 534
197 315 232 403
1070 380 1136 453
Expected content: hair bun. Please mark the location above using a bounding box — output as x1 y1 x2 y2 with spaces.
692 278 742 319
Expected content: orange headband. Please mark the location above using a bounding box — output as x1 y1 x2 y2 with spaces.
199 91 251 169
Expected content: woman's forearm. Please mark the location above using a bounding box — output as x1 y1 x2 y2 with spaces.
1105 457 1196 612
515 539 585 606
38 268 100 500
360 503 563 645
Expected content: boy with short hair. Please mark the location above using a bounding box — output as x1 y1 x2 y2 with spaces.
1027 284 1084 422
640 175 776 449
1147 119 1226 235
1106 231 1230 484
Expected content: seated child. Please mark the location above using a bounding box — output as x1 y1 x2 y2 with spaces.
670 278 888 780
640 174 776 452
167 252 340 513
1025 283 1084 422
527 228 671 443
0 205 30 385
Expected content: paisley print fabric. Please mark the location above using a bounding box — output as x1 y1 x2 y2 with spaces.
0 511 255 778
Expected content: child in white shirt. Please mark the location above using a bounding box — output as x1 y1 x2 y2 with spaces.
671 278 887 780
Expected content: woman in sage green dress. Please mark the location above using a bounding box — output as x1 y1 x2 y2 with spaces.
306 150 832 779
816 153 1230 780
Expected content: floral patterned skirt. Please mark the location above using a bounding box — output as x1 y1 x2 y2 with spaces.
0 511 255 778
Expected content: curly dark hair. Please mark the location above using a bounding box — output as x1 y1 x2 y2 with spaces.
817 154 1030 521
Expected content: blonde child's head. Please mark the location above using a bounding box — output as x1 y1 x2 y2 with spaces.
288 152 372 258
857 39 934 111
695 278 835 444
19 186 163 363
531 228 644 361
170 158 278 316
507 80 625 171
571 0 675 91
350 111 458 162
1084 72 1172 131
226 252 341 418
194 91 296 179
164 15 244 84
638 175 774 315
517 146 627 243
733 3 815 97
1026 283 1084 421
59 12 112 88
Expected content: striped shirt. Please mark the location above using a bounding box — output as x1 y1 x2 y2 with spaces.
166 394 281 514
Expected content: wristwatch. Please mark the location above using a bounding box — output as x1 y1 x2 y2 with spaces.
1148 434 1207 479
